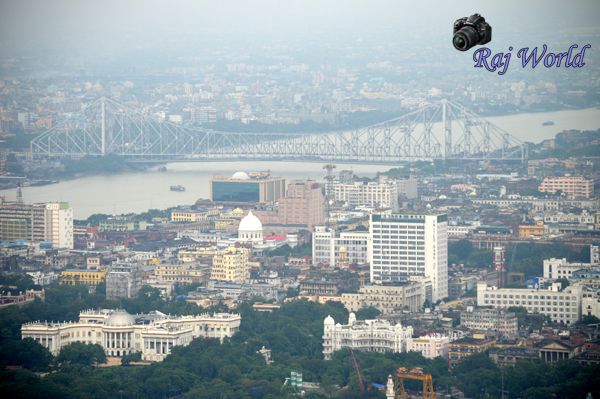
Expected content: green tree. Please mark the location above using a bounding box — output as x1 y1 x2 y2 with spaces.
56 343 106 367
355 307 381 320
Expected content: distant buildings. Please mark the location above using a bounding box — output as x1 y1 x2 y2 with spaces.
322 313 414 360
369 212 448 302
278 180 325 229
210 171 285 204
209 246 251 284
60 269 107 286
99 217 147 232
0 200 73 249
448 335 496 368
332 181 399 210
543 257 593 280
21 309 241 361
477 282 581 324
460 307 518 338
340 282 423 314
407 333 450 359
312 226 370 268
106 262 144 300
538 175 594 199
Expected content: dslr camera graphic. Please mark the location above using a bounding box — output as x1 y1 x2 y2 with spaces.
453 13 492 51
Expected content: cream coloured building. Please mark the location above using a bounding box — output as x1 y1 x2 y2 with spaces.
340 282 423 314
477 282 582 324
333 181 399 210
538 176 594 198
154 262 209 285
407 333 449 359
210 246 251 283
21 309 241 361
322 313 413 360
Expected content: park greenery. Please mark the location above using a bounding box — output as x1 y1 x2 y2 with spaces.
0 281 599 398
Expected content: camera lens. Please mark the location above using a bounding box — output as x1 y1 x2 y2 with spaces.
453 35 466 49
452 26 478 51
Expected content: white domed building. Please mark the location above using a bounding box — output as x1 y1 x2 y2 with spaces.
238 210 263 244
21 309 241 361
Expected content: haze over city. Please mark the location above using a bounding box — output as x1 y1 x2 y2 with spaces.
0 1 599 398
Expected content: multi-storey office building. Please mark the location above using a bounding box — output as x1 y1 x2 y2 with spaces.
312 226 370 268
369 212 448 301
477 282 582 324
340 282 424 314
210 246 251 284
210 171 285 204
460 307 518 338
0 201 73 249
332 181 399 210
278 180 325 229
538 176 594 198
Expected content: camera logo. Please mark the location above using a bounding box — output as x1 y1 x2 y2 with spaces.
453 13 492 51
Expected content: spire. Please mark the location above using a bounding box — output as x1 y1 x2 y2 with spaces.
386 374 395 399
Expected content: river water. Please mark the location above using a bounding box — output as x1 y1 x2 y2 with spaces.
1 107 599 219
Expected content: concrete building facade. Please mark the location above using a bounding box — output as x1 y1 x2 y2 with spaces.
477 282 581 324
278 180 325 229
369 212 448 301
312 226 370 268
340 282 424 314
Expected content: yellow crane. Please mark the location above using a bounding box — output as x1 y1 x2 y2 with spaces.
394 367 435 399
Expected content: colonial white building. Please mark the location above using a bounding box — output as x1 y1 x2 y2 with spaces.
322 313 413 360
21 309 241 361
406 333 449 359
238 211 263 244
369 212 448 301
477 282 582 324
312 226 370 268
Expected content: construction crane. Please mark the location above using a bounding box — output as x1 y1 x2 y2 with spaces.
349 349 365 392
394 367 435 399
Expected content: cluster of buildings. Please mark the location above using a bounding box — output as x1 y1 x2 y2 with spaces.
3 158 598 371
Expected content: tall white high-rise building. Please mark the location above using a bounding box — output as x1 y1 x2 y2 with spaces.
369 212 448 301
41 202 73 249
0 200 73 249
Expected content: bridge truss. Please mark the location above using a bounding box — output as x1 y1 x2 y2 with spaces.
31 97 527 163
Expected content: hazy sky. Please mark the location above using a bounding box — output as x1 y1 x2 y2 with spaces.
1 0 599 57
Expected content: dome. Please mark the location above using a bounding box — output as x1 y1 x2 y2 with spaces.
239 211 263 232
105 310 135 327
231 171 250 180
324 315 335 325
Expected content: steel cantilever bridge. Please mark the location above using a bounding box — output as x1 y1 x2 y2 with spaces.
31 97 527 164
